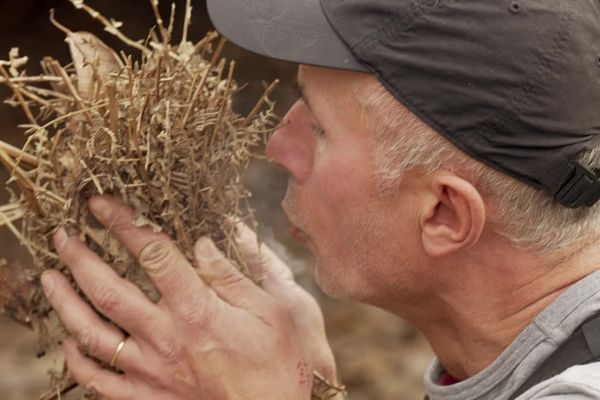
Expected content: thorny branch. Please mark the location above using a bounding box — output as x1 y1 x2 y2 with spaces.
0 1 345 399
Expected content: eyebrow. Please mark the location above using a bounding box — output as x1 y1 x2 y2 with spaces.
295 80 315 113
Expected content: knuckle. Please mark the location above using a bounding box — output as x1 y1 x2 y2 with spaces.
156 336 183 364
139 239 175 275
76 326 100 355
92 284 120 314
177 299 208 326
212 263 245 288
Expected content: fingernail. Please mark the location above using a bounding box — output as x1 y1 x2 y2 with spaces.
53 227 69 252
40 272 54 298
195 237 217 259
64 223 80 238
88 195 111 221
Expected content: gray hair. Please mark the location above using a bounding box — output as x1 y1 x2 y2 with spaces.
355 77 600 253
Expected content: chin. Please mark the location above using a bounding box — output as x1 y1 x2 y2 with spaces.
313 258 356 300
313 254 394 307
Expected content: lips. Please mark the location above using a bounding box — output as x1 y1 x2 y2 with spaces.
290 225 309 245
282 193 310 246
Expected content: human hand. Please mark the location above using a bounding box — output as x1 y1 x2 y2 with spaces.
41 195 335 400
234 223 339 385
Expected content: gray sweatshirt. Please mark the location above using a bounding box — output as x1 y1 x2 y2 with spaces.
424 270 600 400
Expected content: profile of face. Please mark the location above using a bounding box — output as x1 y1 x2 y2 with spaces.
266 66 426 305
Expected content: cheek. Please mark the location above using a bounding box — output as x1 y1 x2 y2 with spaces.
300 154 374 248
315 152 369 208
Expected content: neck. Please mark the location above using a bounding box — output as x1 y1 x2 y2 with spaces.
393 238 600 380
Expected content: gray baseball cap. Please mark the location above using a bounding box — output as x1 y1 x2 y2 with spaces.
207 0 600 208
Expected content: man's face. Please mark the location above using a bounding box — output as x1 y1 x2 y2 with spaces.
266 66 424 305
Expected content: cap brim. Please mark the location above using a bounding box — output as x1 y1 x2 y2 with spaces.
206 0 367 72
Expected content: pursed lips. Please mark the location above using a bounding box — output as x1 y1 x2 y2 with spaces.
282 199 311 246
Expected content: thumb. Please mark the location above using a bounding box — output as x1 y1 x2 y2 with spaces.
234 224 297 294
235 227 340 384
193 237 271 313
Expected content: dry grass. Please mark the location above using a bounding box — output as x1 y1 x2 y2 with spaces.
0 1 345 398
0 0 277 398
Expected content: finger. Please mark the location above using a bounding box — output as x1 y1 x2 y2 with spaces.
194 237 271 313
234 226 336 377
42 270 142 371
53 228 166 343
64 338 135 400
234 223 297 292
88 195 210 313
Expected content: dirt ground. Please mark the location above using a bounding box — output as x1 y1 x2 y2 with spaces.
0 1 434 399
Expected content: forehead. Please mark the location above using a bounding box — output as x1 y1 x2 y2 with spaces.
297 65 373 119
297 65 380 144
297 65 370 100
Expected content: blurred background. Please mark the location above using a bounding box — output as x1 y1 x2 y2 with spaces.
0 1 432 399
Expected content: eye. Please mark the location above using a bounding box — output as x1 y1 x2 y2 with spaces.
310 122 326 137
293 83 303 100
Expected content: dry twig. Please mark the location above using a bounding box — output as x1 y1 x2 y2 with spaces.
0 2 345 399
0 1 277 398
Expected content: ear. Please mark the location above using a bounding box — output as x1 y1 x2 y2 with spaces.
420 174 486 257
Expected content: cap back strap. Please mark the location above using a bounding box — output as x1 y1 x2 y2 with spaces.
554 161 600 208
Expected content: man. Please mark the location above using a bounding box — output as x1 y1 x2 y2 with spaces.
40 0 600 399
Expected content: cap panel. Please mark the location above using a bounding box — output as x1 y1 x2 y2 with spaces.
207 0 600 207
323 0 600 199
206 0 366 71
321 0 431 49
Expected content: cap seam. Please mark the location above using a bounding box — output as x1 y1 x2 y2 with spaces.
355 0 473 57
478 1 575 146
352 1 421 54
320 0 593 204
352 0 435 57
359 0 574 192
477 1 575 193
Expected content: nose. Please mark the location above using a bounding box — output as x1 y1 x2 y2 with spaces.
265 100 317 184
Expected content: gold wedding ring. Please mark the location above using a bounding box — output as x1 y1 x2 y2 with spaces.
109 338 128 369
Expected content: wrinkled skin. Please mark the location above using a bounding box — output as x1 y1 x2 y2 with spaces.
42 195 337 399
